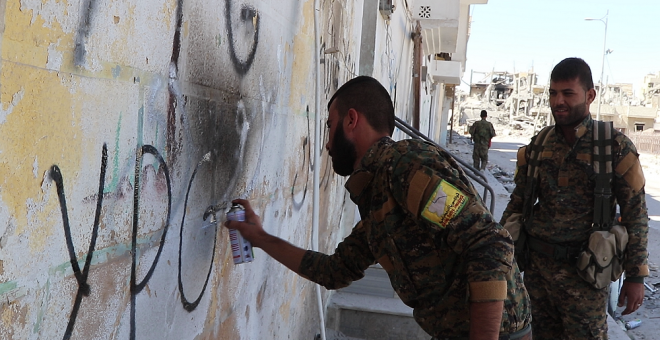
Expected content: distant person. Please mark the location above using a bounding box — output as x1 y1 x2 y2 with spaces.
469 110 496 170
500 57 649 339
226 76 531 339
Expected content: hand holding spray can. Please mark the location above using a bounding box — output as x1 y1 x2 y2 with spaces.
226 204 254 264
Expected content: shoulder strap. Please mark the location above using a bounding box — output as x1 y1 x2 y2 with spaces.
592 121 614 230
526 126 554 179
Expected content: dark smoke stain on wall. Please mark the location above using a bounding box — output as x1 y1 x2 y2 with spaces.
53 0 271 337
185 95 244 197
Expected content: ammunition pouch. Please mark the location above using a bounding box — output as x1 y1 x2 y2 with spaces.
503 213 528 272
575 224 628 289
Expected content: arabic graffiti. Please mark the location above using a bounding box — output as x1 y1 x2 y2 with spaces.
52 144 223 340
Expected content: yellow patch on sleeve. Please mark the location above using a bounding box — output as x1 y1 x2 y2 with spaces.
637 264 650 277
616 153 645 192
576 153 591 162
421 180 467 228
469 281 507 301
615 152 637 176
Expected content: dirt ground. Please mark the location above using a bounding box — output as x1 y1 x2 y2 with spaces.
448 119 660 339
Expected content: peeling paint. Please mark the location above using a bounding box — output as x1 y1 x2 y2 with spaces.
0 62 82 236
0 88 24 125
3 0 74 68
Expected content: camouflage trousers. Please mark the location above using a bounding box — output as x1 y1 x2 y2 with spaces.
472 144 489 170
524 251 608 340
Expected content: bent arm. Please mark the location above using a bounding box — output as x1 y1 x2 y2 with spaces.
225 199 374 289
613 139 649 279
499 147 528 225
224 199 306 274
470 301 504 340
254 233 307 275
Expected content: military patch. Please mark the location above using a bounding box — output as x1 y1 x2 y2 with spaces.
421 180 467 228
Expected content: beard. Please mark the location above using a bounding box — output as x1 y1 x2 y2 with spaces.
329 123 357 176
551 99 589 127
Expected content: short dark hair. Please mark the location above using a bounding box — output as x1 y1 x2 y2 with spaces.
480 110 487 118
327 76 395 135
550 58 594 91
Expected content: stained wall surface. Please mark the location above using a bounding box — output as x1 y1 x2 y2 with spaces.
0 0 431 339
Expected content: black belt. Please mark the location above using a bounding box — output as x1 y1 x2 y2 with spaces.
527 236 581 263
431 323 532 340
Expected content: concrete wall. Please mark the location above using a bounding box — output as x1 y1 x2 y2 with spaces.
0 0 436 339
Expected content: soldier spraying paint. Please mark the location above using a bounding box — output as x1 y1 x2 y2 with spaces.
224 76 532 339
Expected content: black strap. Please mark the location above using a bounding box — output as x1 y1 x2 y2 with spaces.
592 121 614 231
527 236 581 262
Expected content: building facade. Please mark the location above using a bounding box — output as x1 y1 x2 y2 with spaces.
0 0 485 339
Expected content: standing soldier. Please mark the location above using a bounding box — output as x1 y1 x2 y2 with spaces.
469 110 496 170
500 57 648 339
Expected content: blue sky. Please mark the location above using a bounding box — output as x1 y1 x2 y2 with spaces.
463 0 660 93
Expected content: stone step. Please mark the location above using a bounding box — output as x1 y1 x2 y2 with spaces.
325 291 430 340
324 265 430 340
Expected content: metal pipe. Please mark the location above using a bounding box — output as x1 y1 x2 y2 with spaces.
585 10 609 121
394 117 496 213
312 0 326 339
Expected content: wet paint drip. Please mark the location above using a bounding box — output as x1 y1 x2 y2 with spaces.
227 204 254 264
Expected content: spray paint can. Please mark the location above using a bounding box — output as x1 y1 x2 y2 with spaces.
625 319 642 330
226 204 254 264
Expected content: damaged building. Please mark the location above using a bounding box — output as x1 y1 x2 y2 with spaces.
459 70 550 133
458 69 660 137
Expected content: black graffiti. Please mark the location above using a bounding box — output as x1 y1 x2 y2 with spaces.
292 106 314 210
321 43 340 96
225 0 260 76
52 144 225 339
320 120 335 190
167 0 185 164
74 0 99 66
129 145 172 340
52 144 107 340
178 155 217 311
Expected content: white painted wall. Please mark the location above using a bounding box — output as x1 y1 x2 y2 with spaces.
0 0 442 339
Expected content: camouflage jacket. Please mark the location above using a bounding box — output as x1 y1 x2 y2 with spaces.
300 137 530 337
469 119 496 146
500 115 649 279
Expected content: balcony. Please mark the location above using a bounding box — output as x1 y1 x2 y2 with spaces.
428 59 462 85
412 0 460 55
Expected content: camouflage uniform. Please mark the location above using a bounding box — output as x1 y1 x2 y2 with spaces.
469 119 496 170
300 137 531 338
500 115 649 340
